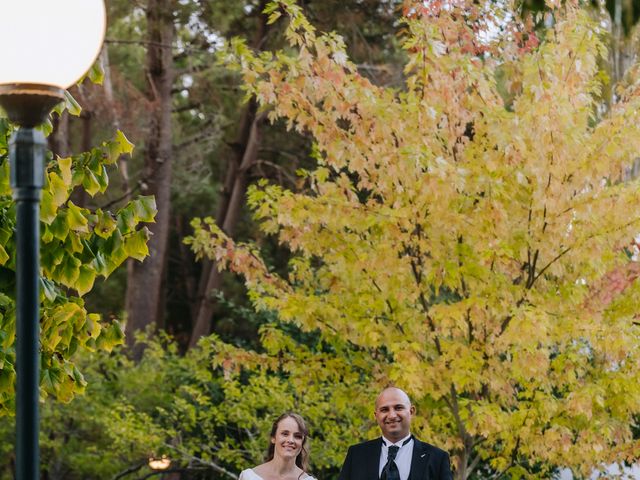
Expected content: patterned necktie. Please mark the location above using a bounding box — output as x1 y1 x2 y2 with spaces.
381 445 400 480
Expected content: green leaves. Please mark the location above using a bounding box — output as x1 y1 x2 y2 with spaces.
64 91 82 117
263 1 282 24
67 201 89 232
109 130 134 162
94 209 117 239
132 195 157 223
0 116 153 411
124 227 151 262
76 266 97 297
87 61 105 85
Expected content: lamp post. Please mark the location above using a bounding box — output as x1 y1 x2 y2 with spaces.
0 2 106 478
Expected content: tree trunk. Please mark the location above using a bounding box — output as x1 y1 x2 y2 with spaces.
71 111 91 208
188 102 261 348
176 214 198 322
448 384 476 480
125 0 175 356
187 2 269 349
48 110 70 158
454 451 468 480
100 45 131 194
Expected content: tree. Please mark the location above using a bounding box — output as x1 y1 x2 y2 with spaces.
0 93 155 413
186 0 640 478
187 0 407 348
124 0 176 354
86 0 406 349
188 0 271 348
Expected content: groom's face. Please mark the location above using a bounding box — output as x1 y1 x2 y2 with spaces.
374 388 415 441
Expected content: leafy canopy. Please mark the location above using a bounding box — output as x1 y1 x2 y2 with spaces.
188 0 640 478
0 106 156 412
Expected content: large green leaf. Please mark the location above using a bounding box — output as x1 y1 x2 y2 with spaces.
66 202 89 233
76 266 97 297
107 130 135 163
124 228 151 262
133 196 157 223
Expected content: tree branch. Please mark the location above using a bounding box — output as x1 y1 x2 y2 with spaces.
531 246 571 285
163 444 239 480
112 461 146 480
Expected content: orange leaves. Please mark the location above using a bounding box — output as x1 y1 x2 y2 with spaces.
584 262 640 315
185 218 289 298
195 0 640 477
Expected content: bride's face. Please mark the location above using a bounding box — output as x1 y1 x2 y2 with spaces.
272 417 304 460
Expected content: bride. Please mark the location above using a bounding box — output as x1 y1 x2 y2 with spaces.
239 413 317 480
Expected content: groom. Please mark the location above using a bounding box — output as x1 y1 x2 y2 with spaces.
338 387 452 480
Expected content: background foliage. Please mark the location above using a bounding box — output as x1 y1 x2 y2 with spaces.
2 0 640 479
187 0 640 478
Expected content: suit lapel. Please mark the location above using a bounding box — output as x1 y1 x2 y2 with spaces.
369 438 383 480
409 440 431 480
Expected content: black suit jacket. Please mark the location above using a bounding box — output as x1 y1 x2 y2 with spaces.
337 437 453 480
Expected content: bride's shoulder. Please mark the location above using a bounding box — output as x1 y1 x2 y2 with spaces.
302 475 318 480
239 469 262 480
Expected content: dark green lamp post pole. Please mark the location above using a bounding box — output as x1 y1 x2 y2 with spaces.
11 125 46 480
0 3 106 479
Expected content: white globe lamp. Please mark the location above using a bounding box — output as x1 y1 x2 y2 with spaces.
0 0 106 126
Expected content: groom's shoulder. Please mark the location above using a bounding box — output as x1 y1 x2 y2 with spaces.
414 438 450 458
347 437 381 451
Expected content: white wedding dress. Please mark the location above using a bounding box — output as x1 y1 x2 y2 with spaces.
239 468 317 480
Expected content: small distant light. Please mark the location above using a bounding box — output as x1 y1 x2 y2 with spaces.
148 455 171 470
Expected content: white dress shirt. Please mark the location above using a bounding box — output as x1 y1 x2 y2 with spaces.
379 434 414 480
